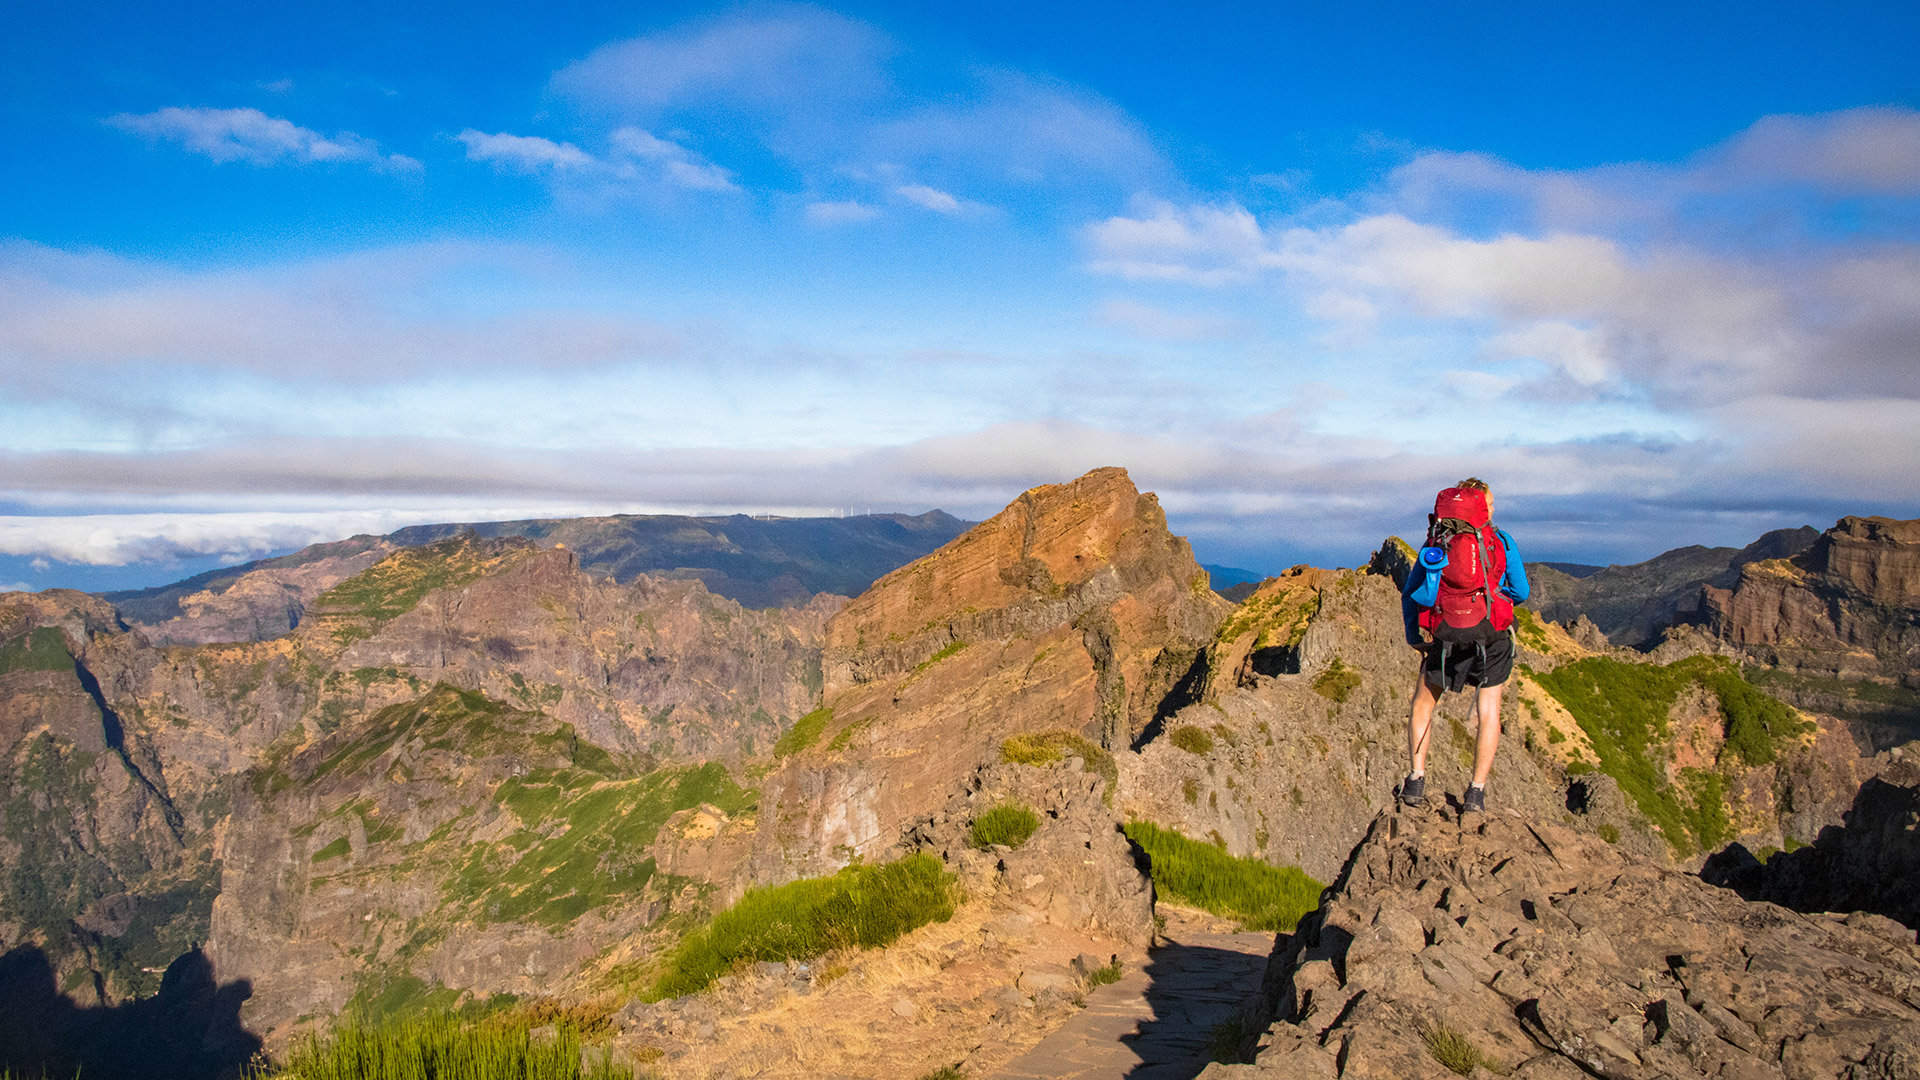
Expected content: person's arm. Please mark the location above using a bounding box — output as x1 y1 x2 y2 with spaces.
1497 529 1530 604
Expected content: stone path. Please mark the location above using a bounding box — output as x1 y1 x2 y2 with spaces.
988 914 1275 1080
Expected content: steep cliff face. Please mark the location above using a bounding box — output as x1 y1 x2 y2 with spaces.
0 592 219 1004
755 467 1228 880
101 538 398 646
1703 516 1920 733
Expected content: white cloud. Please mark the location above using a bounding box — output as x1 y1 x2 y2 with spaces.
894 184 961 213
456 126 737 193
0 581 34 593
552 4 889 115
109 107 419 172
608 127 738 191
551 9 1163 208
457 130 594 172
805 200 880 226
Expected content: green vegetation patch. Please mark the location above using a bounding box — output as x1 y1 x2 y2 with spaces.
999 730 1119 794
1168 725 1215 755
272 1011 625 1080
1214 584 1319 648
1511 606 1553 652
1311 658 1361 703
0 626 71 675
653 852 956 998
454 760 754 929
312 836 352 863
969 803 1040 849
774 706 832 757
1122 822 1323 931
1528 655 1810 854
312 536 533 645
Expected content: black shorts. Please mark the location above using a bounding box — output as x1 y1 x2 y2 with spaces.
1422 624 1513 692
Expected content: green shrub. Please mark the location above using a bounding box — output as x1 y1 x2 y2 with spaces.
1207 1014 1255 1064
653 853 956 998
268 1012 625 1080
1422 1022 1493 1076
1168 726 1215 754
1597 824 1620 844
773 707 832 757
969 803 1040 849
1122 822 1323 931
1311 658 1361 703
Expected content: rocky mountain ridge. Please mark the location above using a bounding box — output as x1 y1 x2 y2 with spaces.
101 510 970 646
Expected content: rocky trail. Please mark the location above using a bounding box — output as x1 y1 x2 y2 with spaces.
991 908 1273 1080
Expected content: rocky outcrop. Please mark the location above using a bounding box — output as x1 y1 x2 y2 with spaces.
756 468 1227 880
1215 802 1919 1080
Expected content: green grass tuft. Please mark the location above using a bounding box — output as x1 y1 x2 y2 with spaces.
968 803 1040 849
1167 726 1214 755
773 706 832 757
1122 821 1322 931
312 836 352 863
999 731 1119 795
915 1068 965 1080
1207 1014 1255 1064
1311 658 1361 703
653 853 956 999
1084 959 1122 987
1422 1022 1495 1076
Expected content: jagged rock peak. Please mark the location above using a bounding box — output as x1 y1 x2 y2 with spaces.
1219 802 1920 1080
824 466 1224 691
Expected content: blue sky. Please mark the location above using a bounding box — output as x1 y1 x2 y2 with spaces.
3 1 1919 591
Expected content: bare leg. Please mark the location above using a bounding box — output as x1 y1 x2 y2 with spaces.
1407 674 1441 776
1470 682 1504 787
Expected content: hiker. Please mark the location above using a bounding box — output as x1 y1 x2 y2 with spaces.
1398 478 1529 814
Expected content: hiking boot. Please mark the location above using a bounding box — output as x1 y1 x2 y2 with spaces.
1462 784 1486 814
1398 773 1426 807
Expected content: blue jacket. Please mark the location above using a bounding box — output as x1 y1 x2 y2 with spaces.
1402 528 1529 643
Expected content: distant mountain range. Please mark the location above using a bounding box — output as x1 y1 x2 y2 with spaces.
101 511 972 645
1525 526 1822 646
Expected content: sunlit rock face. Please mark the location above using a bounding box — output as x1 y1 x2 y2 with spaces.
758 467 1228 880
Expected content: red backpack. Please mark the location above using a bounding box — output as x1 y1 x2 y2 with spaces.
1418 487 1514 633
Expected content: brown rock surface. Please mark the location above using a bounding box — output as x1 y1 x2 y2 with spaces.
758 468 1227 880
1707 516 1920 684
1221 803 1920 1080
